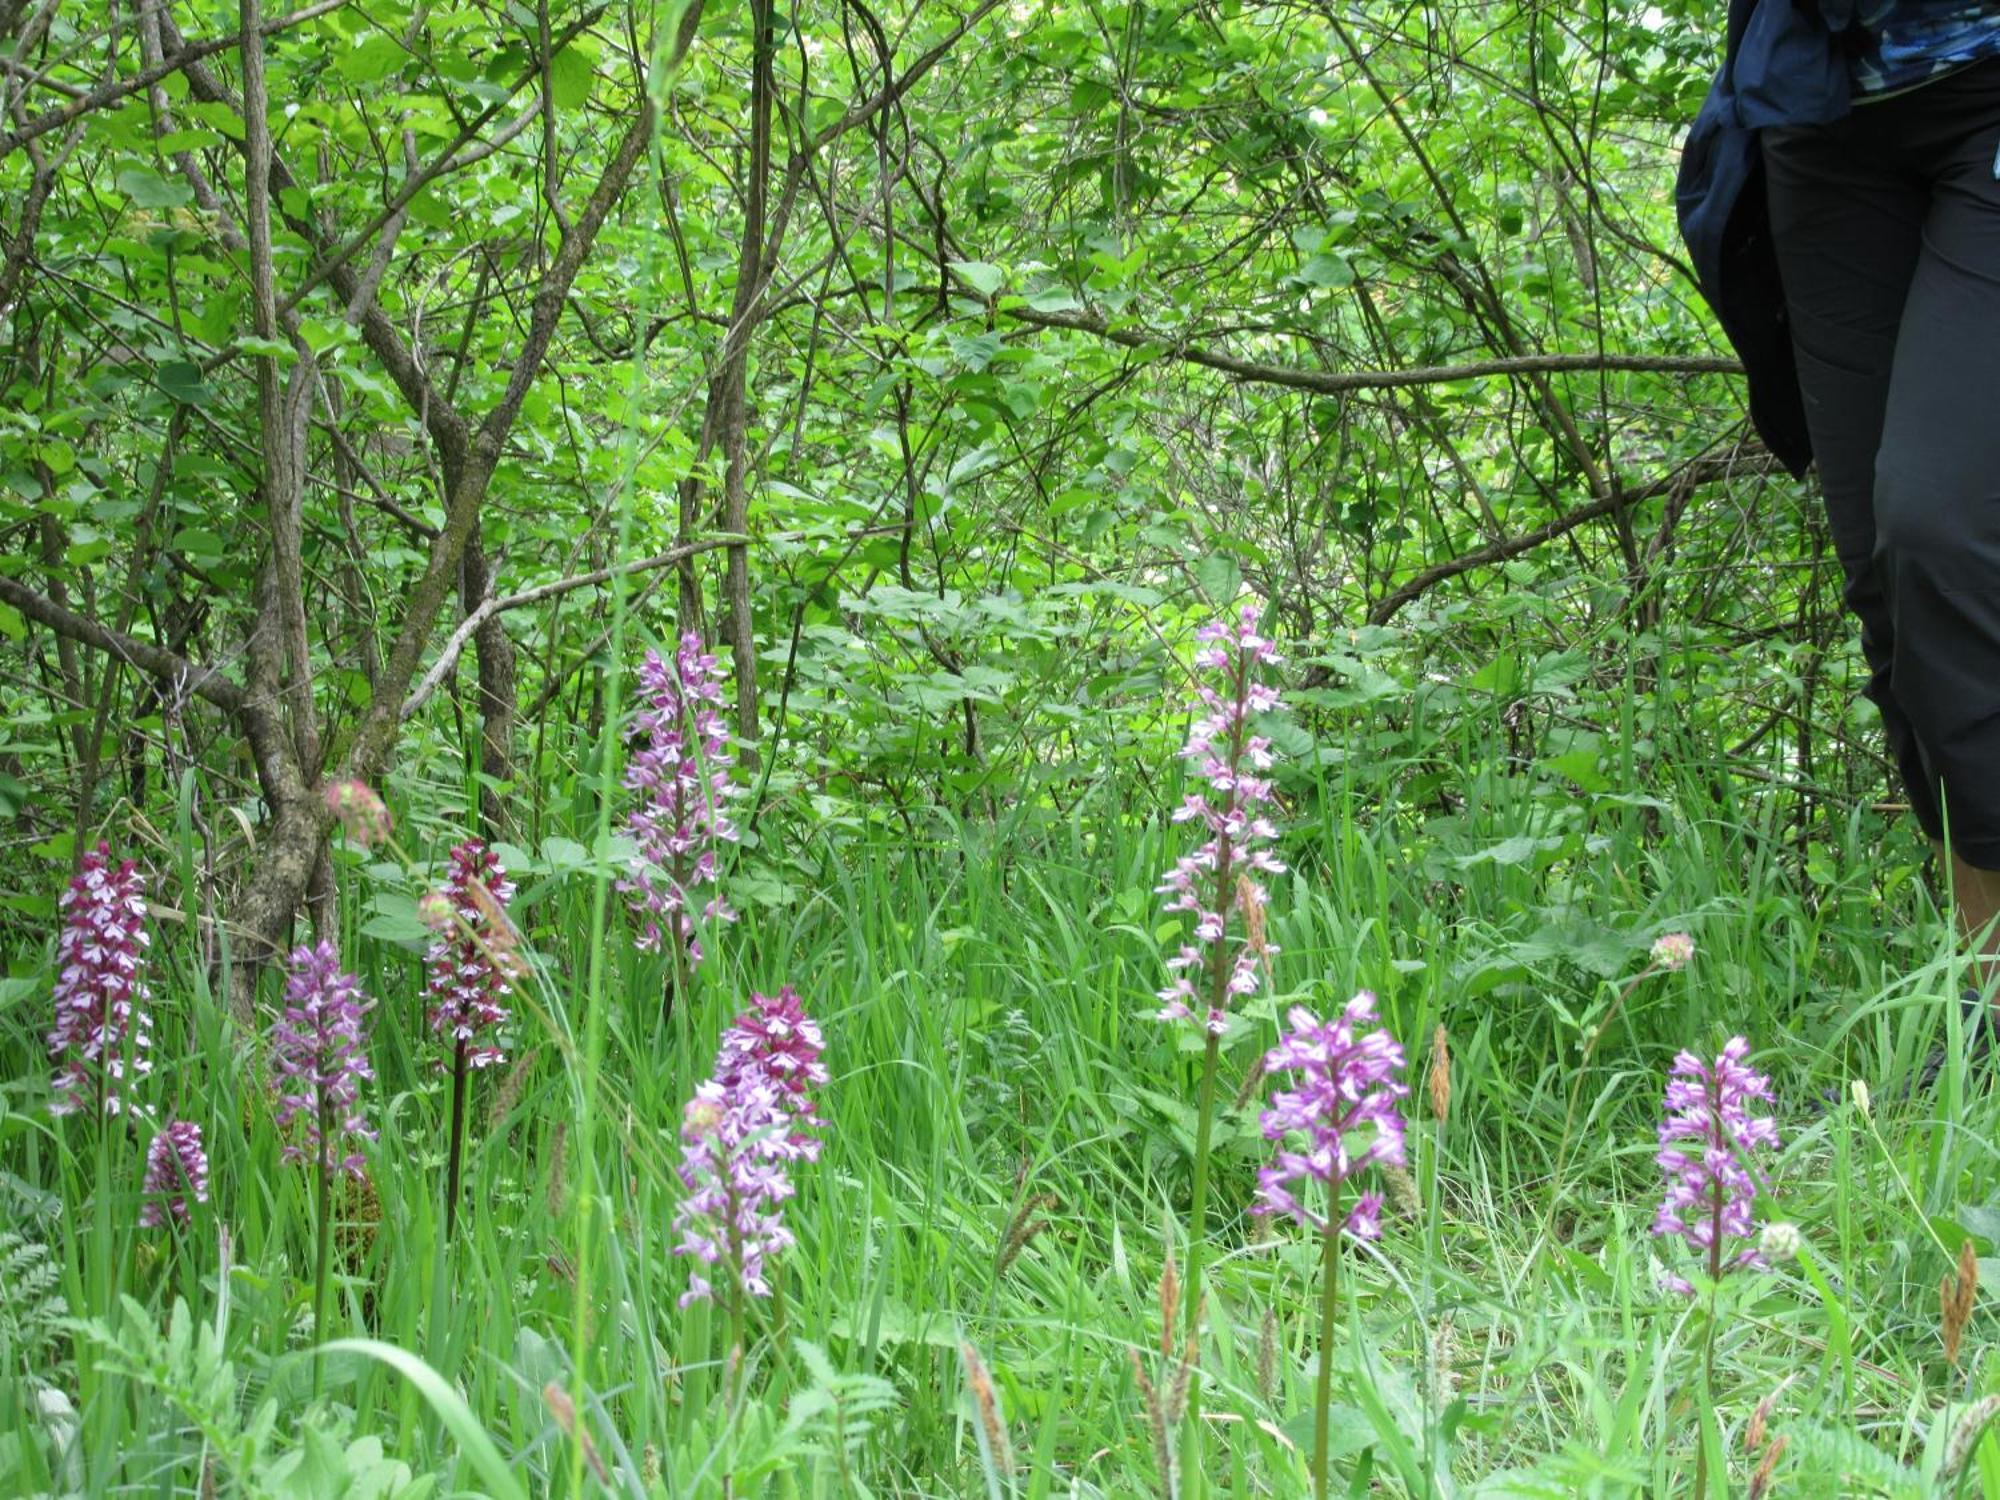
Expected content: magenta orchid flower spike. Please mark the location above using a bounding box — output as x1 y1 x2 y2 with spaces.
714 985 829 1149
49 844 153 1118
672 988 826 1307
1255 992 1409 1240
1652 1036 1780 1293
424 839 517 1071
1155 604 1286 1037
272 939 377 1179
621 634 740 966
140 1119 208 1228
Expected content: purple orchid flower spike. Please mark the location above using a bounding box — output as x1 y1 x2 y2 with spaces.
1652 1036 1781 1293
272 939 377 1179
1254 992 1410 1239
49 844 153 1119
621 634 740 968
1155 604 1287 1038
672 987 827 1307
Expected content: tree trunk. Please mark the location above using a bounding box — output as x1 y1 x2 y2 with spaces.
461 530 518 838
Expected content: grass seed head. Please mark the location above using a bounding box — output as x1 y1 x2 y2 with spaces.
1429 1023 1452 1123
486 1046 538 1130
997 1193 1057 1276
546 1120 568 1220
1746 1392 1774 1453
1946 1394 2000 1477
1129 1348 1175 1500
1236 873 1269 960
1256 1306 1278 1406
960 1341 1014 1477
1747 1433 1787 1499
541 1381 608 1484
1942 1238 1979 1367
1164 1330 1198 1425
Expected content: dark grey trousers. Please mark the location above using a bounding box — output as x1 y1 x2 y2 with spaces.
1763 56 2000 869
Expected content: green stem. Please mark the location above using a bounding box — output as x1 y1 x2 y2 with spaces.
310 1160 330 1400
1694 1078 1725 1500
1421 1110 1444 1496
1695 1284 1718 1500
312 1107 333 1396
1543 968 1651 1246
1183 1030 1223 1328
1314 1193 1341 1500
444 1038 469 1244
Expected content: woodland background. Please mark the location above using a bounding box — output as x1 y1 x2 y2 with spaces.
4 0 1988 1496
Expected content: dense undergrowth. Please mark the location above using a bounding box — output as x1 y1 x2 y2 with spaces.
5 624 2000 1499
6 0 1989 1491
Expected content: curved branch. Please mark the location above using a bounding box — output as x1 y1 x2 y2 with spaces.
0 574 245 711
1360 443 1784 627
1002 304 1743 394
0 0 350 160
399 533 749 722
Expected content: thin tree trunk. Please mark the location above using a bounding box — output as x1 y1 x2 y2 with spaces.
718 0 774 755
461 530 518 837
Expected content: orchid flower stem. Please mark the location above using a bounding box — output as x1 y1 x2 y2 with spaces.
1693 1177 1724 1500
1313 1189 1342 1500
1184 1030 1222 1328
444 1038 469 1245
311 1110 332 1396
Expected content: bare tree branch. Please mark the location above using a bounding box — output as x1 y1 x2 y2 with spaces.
1358 443 1785 627
0 575 245 712
0 0 350 159
1003 304 1744 394
400 533 749 721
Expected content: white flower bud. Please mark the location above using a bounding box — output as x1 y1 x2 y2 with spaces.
1758 1222 1802 1262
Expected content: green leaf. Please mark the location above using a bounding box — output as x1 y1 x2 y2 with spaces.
234 335 297 364
170 528 226 561
1194 552 1241 607
1958 1203 2000 1247
157 360 211 407
1465 653 1520 697
1026 286 1081 314
950 332 1004 371
951 260 1006 296
1293 251 1355 289
315 1340 529 1500
1540 747 1610 794
115 167 193 210
337 33 406 84
549 44 594 108
1452 833 1565 871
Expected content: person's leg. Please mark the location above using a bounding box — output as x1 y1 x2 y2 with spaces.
1952 852 2000 990
1761 118 1949 844
1871 60 2000 988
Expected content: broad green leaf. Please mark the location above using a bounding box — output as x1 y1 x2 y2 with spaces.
315 1340 528 1500
1194 552 1241 606
951 260 1006 296
115 167 193 210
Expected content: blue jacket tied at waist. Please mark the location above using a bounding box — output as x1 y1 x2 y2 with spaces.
1677 0 1852 475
